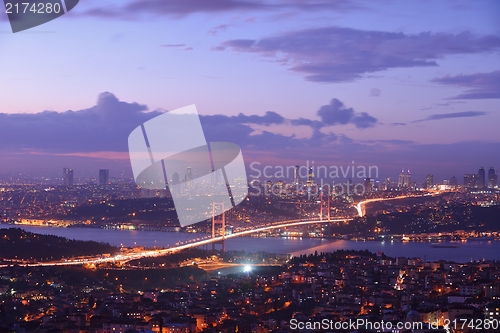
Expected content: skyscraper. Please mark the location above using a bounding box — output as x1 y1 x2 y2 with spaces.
488 167 498 188
449 175 457 187
385 177 391 191
464 174 476 188
364 178 372 193
171 172 180 185
425 174 433 189
398 169 405 188
405 170 411 188
185 167 193 188
99 169 109 185
63 168 74 186
308 167 314 184
477 167 485 189
293 165 299 185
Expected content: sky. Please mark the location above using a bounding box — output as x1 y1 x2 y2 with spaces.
0 0 499 183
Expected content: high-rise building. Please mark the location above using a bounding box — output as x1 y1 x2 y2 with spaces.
186 167 193 182
477 167 486 189
398 169 405 188
171 172 180 184
385 177 391 191
293 165 299 185
398 169 410 188
464 174 476 188
449 175 457 187
308 167 314 184
488 167 498 188
63 168 74 186
364 178 372 193
99 169 109 185
425 174 433 189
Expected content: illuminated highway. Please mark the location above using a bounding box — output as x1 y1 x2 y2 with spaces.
355 192 436 217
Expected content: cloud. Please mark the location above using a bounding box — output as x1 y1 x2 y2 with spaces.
290 118 323 129
235 111 285 124
208 24 232 36
431 70 500 99
419 101 465 111
222 27 500 83
84 0 362 19
160 44 186 48
370 88 381 97
316 98 377 128
0 93 374 158
413 111 487 123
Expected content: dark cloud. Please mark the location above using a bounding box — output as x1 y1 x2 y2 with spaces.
390 122 406 126
351 112 378 129
316 98 377 128
222 27 500 83
290 118 323 129
431 70 500 99
0 93 368 156
235 111 285 124
413 111 487 123
84 0 361 19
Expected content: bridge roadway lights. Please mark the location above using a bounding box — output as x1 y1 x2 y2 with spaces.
11 218 354 268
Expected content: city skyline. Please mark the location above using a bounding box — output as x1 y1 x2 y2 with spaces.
43 164 498 190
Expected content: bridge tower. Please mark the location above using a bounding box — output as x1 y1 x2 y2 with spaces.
211 202 226 253
320 190 323 221
327 192 331 222
319 190 331 238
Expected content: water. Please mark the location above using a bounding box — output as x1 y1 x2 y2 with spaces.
1 224 499 262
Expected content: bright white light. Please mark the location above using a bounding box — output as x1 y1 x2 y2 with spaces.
243 265 251 273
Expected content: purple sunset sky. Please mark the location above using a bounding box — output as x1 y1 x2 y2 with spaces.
0 0 499 183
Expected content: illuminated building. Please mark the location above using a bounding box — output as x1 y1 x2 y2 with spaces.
308 167 314 184
425 174 433 189
398 169 405 188
464 174 476 188
477 167 486 189
398 169 410 188
364 178 372 193
488 167 497 188
385 177 391 191
293 165 299 185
